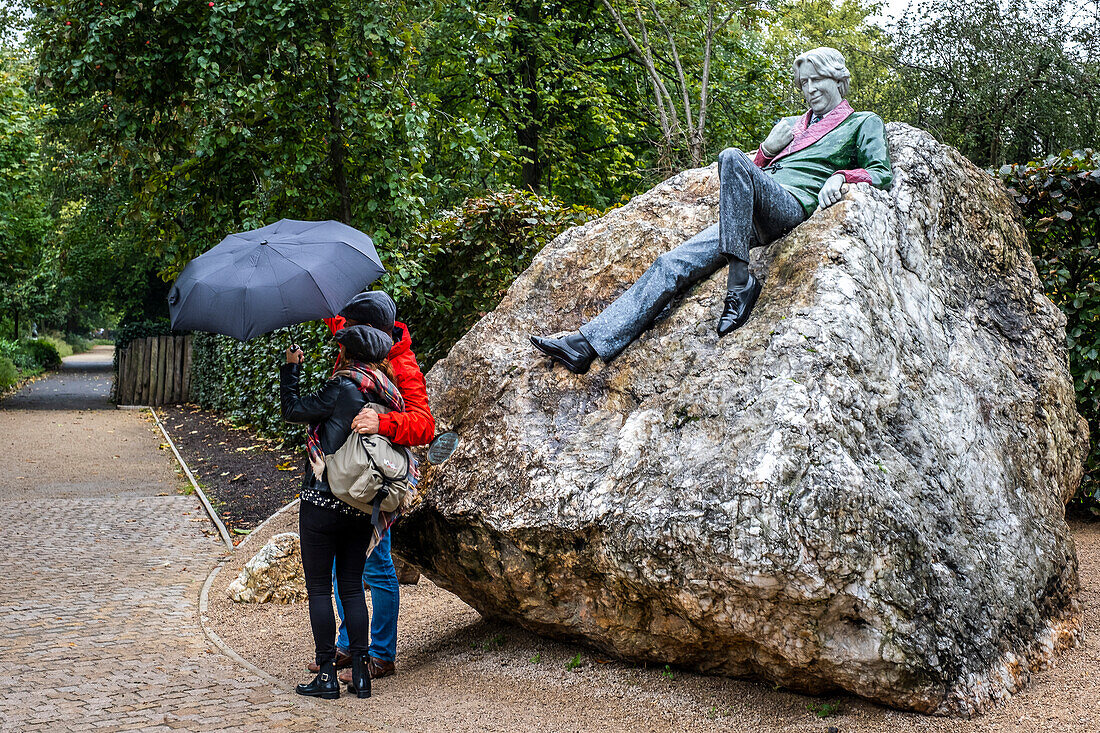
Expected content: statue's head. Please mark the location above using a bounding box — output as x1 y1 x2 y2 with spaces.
792 47 850 117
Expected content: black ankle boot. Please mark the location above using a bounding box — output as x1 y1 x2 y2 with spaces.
717 273 762 336
347 654 372 699
296 660 340 699
530 332 598 374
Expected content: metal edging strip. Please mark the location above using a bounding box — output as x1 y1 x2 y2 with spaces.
149 406 235 551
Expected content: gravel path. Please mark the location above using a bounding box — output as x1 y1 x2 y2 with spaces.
0 347 373 732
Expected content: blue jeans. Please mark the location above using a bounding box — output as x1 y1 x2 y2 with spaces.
333 529 398 661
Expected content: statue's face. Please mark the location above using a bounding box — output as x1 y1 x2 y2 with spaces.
798 67 843 117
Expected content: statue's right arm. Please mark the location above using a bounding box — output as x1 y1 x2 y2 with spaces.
759 119 796 159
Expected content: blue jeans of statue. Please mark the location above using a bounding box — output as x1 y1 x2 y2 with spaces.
332 529 398 661
579 148 806 361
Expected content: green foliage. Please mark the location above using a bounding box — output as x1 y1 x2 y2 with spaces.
0 337 60 372
0 356 17 391
999 150 1100 507
31 0 437 281
27 338 62 369
39 334 72 359
395 187 595 368
566 652 582 670
0 45 56 336
807 700 841 718
190 321 336 443
887 0 1100 167
65 333 92 353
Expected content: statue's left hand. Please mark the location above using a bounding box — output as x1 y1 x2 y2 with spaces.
817 174 849 210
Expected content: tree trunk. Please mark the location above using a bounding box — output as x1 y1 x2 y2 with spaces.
323 21 352 223
13 308 18 340
516 2 543 192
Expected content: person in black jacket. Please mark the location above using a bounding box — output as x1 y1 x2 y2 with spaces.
280 324 399 700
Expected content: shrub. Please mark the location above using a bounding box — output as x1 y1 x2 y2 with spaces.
41 334 72 359
190 321 335 444
25 339 62 369
0 357 17 391
1000 149 1100 509
65 333 93 353
0 338 61 371
394 188 596 368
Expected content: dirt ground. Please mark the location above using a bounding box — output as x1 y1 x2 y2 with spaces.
157 403 304 534
206 498 1100 733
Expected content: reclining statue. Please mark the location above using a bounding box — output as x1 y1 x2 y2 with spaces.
530 46 894 374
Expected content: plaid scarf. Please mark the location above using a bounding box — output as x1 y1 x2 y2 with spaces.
306 360 405 481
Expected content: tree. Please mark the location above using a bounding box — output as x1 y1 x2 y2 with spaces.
600 0 762 168
886 0 1100 167
0 41 54 337
415 0 655 205
31 0 437 278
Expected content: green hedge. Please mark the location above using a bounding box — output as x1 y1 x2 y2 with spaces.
186 188 593 443
0 357 17 392
190 321 337 444
1000 149 1100 509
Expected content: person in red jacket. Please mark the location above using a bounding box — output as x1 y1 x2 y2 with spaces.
305 290 435 683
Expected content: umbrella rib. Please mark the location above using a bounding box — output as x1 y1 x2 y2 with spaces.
268 242 367 314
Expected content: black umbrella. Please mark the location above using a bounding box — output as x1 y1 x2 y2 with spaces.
168 219 385 340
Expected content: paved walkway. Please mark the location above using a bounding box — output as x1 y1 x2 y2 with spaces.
0 347 360 731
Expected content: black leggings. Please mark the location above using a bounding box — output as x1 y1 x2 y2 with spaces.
299 500 372 665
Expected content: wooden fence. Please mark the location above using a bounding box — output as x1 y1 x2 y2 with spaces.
115 334 192 406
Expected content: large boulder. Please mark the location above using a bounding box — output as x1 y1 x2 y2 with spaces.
227 532 306 603
394 124 1087 715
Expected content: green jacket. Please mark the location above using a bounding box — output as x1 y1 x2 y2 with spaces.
754 100 893 216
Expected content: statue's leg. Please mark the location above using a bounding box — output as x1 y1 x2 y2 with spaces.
579 224 726 361
717 148 806 264
716 147 806 335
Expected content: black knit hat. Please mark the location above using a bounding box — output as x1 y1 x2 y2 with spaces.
340 290 396 333
334 325 393 363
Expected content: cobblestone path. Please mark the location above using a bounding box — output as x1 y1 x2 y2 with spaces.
0 347 369 732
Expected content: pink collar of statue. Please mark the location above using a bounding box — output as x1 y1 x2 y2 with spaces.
771 100 854 164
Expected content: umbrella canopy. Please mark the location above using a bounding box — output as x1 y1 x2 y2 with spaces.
168 219 385 340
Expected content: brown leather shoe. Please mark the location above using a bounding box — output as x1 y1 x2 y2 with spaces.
308 650 352 673
337 656 395 682
367 656 395 679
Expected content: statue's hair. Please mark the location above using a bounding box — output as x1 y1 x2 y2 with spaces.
793 47 851 99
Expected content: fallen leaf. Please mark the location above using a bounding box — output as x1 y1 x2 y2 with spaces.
230 473 244 481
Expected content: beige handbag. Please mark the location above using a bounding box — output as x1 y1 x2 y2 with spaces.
324 403 411 515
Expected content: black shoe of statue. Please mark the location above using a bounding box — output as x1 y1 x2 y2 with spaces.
346 654 372 699
717 274 763 337
296 660 340 699
529 332 597 375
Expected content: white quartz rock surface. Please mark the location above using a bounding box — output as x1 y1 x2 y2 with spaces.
227 532 306 604
396 124 1087 715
